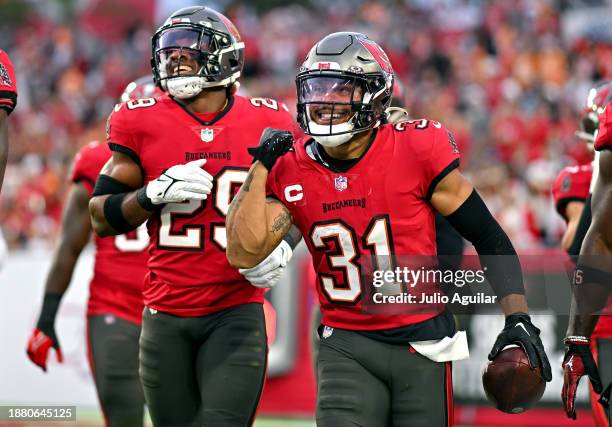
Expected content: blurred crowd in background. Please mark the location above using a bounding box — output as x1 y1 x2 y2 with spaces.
0 0 611 250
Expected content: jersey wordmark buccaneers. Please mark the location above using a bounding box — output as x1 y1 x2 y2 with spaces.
107 94 298 316
267 120 460 330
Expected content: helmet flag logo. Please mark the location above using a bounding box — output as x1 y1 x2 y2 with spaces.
359 38 393 75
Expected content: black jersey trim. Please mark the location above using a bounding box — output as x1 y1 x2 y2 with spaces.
555 196 587 217
426 158 460 200
310 128 378 173
108 143 141 166
73 177 95 191
171 94 235 126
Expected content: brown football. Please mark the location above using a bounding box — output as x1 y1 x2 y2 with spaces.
482 346 546 414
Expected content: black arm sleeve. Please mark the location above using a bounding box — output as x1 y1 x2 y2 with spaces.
568 194 592 257
444 190 525 297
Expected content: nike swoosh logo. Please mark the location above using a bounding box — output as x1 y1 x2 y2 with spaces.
432 121 442 128
515 322 530 336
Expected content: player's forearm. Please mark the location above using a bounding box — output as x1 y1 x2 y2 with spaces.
0 110 8 192
89 191 152 237
445 190 526 299
561 220 578 252
566 298 599 338
43 245 82 295
226 163 274 268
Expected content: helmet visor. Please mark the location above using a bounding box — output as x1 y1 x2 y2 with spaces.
155 27 213 52
300 76 364 126
155 28 215 80
300 76 363 103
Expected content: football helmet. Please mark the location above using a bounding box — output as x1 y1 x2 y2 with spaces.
120 76 163 102
576 81 612 143
386 76 409 123
296 32 394 147
151 6 244 99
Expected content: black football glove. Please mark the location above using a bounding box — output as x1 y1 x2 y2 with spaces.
562 336 603 419
488 312 552 382
248 128 293 170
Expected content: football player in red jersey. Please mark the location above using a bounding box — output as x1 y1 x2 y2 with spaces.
566 82 612 258
552 164 593 252
562 83 612 424
226 32 551 426
88 6 299 427
26 78 161 427
0 49 17 191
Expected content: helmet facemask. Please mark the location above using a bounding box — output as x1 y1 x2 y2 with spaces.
297 73 389 147
576 111 599 143
576 83 612 144
152 25 241 99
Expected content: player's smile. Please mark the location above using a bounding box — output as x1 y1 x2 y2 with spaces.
172 64 194 75
166 50 199 77
310 105 353 125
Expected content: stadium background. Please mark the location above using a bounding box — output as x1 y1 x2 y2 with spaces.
0 0 611 425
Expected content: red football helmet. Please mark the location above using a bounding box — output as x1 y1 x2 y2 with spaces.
576 81 612 143
120 76 163 102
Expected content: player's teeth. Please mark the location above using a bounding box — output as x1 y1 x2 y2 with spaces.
174 66 192 73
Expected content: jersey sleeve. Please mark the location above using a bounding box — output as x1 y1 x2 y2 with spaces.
411 121 461 199
106 103 141 164
256 98 304 140
70 142 109 195
551 167 591 221
595 107 612 151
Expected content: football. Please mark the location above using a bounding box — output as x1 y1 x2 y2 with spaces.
482 345 546 414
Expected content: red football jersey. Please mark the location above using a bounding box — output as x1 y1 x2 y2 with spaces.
267 120 461 330
70 141 149 324
107 94 299 316
551 164 592 221
595 107 612 151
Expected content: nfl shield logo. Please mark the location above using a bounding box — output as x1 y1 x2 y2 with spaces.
201 128 214 143
322 326 334 339
334 176 348 191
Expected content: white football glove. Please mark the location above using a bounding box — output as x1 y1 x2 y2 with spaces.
146 159 213 204
240 240 293 288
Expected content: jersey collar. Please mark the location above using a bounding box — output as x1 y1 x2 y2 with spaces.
171 94 235 126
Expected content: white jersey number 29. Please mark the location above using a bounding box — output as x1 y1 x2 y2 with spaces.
158 167 249 251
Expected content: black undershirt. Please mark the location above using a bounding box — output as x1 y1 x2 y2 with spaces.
309 129 378 172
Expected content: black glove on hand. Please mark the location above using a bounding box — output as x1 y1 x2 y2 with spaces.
488 312 552 381
248 128 293 170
